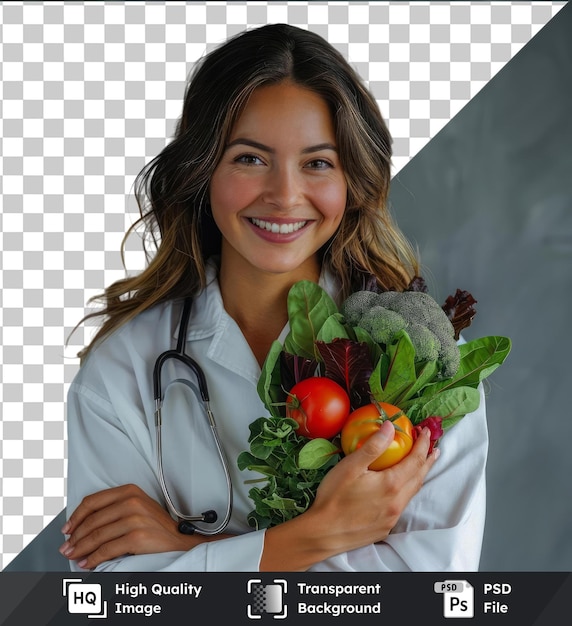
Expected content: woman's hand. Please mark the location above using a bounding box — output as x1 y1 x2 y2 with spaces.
59 484 231 570
311 420 438 547
261 421 438 571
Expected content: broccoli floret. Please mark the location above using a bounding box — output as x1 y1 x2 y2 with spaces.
358 306 407 345
341 291 382 326
384 291 460 375
406 323 440 363
377 291 443 328
341 289 461 378
436 335 461 379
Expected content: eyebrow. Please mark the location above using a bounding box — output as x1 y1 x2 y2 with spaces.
226 138 338 154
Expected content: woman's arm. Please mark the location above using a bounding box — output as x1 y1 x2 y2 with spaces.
260 423 438 571
65 350 486 572
61 484 233 569
64 394 435 571
65 380 268 572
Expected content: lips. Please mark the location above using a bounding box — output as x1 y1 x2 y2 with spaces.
248 218 308 234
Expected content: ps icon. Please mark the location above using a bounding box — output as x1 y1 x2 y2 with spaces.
434 579 474 618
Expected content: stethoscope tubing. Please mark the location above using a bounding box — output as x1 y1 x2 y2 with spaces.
153 298 233 535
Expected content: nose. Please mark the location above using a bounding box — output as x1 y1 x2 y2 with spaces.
261 165 304 211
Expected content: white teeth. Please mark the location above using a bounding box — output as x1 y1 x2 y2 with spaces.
250 218 307 234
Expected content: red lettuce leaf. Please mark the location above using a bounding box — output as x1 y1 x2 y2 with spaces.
280 352 319 396
315 338 373 410
359 272 383 294
360 273 429 294
442 289 477 340
406 275 429 293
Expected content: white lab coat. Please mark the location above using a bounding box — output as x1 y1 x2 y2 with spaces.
66 262 488 572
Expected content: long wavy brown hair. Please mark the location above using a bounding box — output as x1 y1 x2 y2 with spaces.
76 23 419 359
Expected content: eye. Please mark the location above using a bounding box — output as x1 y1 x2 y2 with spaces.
305 158 333 170
234 153 264 166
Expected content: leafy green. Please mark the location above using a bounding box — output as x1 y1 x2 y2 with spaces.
421 336 512 397
298 438 340 470
283 280 338 360
372 329 417 405
399 360 439 404
237 416 339 529
404 387 481 429
256 340 286 418
316 313 351 343
366 332 511 427
241 280 512 527
395 336 512 427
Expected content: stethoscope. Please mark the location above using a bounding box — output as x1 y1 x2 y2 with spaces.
153 297 233 536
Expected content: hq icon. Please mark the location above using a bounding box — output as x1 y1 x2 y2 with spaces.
62 579 108 619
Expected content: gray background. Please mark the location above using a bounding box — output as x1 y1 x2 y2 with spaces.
391 1 572 570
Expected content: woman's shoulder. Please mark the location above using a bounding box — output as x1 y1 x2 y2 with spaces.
77 300 182 377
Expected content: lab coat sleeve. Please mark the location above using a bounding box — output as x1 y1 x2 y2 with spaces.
310 384 489 572
66 381 266 572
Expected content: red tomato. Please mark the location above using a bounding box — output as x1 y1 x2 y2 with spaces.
286 377 350 439
341 402 414 470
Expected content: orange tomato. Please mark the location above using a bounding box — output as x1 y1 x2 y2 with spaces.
340 402 414 471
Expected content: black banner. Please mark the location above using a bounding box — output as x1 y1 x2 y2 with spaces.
0 572 570 625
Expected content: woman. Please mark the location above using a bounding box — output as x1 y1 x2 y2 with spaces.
61 24 487 571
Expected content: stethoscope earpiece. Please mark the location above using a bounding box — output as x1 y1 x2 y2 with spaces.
201 509 218 524
178 520 196 535
177 510 219 535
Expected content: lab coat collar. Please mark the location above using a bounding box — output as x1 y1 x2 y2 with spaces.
173 258 341 342
171 259 224 343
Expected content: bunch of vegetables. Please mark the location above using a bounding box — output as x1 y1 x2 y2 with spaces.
237 278 511 530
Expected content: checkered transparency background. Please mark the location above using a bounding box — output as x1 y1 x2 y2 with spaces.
0 1 565 569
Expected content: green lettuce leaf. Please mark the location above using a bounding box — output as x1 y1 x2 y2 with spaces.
298 438 340 470
421 336 512 400
283 280 339 360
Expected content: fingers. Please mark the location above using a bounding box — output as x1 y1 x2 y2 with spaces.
61 507 151 563
360 427 440 539
392 426 440 478
343 420 396 472
381 427 440 510
308 422 442 555
339 419 438 479
74 535 138 570
61 485 143 560
62 484 142 536
60 485 185 569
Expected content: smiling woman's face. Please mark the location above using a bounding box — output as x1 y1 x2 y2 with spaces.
209 81 348 282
